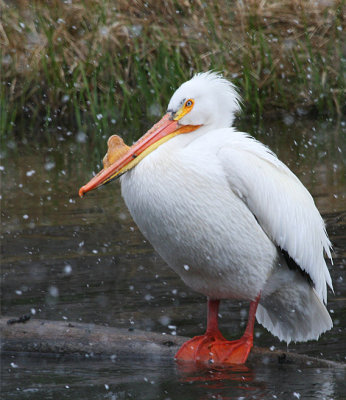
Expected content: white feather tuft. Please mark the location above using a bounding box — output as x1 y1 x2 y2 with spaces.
168 71 241 128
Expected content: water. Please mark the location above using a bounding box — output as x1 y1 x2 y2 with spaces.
1 119 345 399
2 355 345 399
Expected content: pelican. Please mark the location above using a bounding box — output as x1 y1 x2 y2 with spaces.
79 72 333 365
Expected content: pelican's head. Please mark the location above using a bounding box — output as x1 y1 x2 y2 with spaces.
168 71 241 129
79 72 241 197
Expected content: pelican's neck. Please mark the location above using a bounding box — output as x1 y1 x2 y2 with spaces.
171 123 218 147
120 123 227 183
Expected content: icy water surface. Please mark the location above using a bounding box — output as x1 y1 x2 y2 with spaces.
1 119 345 399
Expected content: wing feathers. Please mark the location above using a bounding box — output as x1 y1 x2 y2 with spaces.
219 132 332 302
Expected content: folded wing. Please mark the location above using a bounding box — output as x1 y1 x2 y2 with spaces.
218 132 332 303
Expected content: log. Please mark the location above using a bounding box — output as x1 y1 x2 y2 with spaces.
1 316 344 369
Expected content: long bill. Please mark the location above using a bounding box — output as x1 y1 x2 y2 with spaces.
79 113 200 197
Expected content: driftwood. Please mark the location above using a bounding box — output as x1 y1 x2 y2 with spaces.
1 316 344 369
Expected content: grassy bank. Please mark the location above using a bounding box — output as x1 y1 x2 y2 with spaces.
1 0 345 141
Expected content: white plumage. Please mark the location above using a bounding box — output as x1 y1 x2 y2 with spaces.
80 71 333 353
121 72 333 343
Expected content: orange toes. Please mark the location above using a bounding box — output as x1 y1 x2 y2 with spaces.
212 335 253 364
175 333 253 366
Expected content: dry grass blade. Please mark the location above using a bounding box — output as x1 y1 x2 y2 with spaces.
1 0 345 138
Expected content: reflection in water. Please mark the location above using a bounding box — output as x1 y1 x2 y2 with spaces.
2 353 343 400
176 362 256 391
1 119 345 399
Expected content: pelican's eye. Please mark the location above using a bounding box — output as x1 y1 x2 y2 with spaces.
173 98 195 121
185 99 194 108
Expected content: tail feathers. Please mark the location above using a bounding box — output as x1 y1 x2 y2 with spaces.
256 268 332 344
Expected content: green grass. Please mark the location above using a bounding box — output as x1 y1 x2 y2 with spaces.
1 0 344 143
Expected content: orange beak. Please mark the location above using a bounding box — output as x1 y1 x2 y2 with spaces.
79 113 200 197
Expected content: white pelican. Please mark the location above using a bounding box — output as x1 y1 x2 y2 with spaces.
79 72 333 365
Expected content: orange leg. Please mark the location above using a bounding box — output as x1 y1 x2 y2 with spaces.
175 295 260 365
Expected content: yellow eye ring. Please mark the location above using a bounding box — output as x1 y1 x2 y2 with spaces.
185 99 194 108
173 99 195 121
